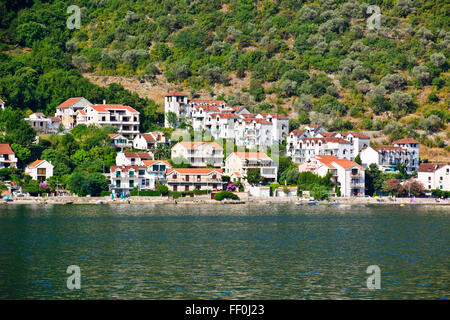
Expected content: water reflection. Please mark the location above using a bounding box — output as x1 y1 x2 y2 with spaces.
0 204 448 299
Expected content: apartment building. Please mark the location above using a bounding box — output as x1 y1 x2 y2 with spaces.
133 132 168 151
171 142 224 167
25 160 54 182
55 97 92 129
110 165 156 196
393 138 420 172
224 152 277 184
418 162 450 191
116 151 153 166
360 143 419 173
166 168 223 191
317 132 370 159
142 160 172 183
76 104 140 139
298 155 365 197
289 137 352 163
0 144 17 169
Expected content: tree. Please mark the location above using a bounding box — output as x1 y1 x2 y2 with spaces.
383 178 405 197
403 178 424 197
311 185 330 201
166 112 178 128
246 168 262 185
412 66 431 85
354 154 362 165
430 53 446 67
365 163 383 196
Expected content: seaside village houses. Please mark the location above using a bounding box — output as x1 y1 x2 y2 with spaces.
2 93 429 198
164 91 289 148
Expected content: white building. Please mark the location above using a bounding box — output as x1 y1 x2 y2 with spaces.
0 144 17 169
298 155 365 197
393 138 420 172
110 165 156 196
164 91 189 127
76 104 140 139
166 168 223 192
360 142 419 173
108 133 132 150
171 142 224 167
290 137 352 163
116 151 153 166
418 162 450 191
55 97 92 129
25 160 54 182
224 152 277 184
317 132 370 159
0 98 5 110
133 132 168 151
142 160 172 183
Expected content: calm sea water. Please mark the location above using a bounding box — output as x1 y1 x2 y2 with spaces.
0 204 448 300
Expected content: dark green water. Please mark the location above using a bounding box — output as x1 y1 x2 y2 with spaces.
0 204 448 300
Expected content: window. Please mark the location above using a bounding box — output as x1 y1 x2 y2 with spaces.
129 171 134 178
185 185 189 191
37 168 46 175
173 174 177 180
173 185 177 191
116 171 121 177
212 174 217 180
185 175 189 181
139 170 145 176
116 180 120 188
129 180 134 188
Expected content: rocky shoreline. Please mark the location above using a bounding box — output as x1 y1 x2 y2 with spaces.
2 195 449 206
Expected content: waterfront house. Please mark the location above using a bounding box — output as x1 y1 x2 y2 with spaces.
142 160 172 183
110 165 156 196
25 160 54 182
418 162 450 191
0 144 17 169
289 137 352 163
76 103 140 139
224 152 277 184
298 155 365 197
171 142 224 167
393 138 420 172
55 97 92 129
116 151 153 166
166 168 223 191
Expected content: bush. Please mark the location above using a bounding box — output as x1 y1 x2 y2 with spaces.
100 191 111 197
130 189 161 196
157 184 169 195
214 191 239 201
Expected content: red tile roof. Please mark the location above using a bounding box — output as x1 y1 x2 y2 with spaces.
142 160 171 167
232 152 271 160
167 168 222 174
291 129 305 137
91 104 139 114
0 98 4 104
123 152 152 159
195 105 220 112
316 155 363 170
165 91 188 97
190 99 226 105
56 97 83 109
175 141 223 150
210 112 238 119
393 138 419 144
302 137 350 144
49 117 61 122
371 146 403 152
240 118 272 125
418 163 449 173
0 144 14 154
27 160 45 168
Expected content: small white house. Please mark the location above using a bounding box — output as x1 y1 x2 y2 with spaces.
110 165 156 196
25 160 54 182
116 151 153 166
418 162 450 191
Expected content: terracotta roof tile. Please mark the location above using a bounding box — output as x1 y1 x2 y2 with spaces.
0 144 14 154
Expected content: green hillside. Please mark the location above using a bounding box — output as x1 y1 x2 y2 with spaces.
0 0 448 159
